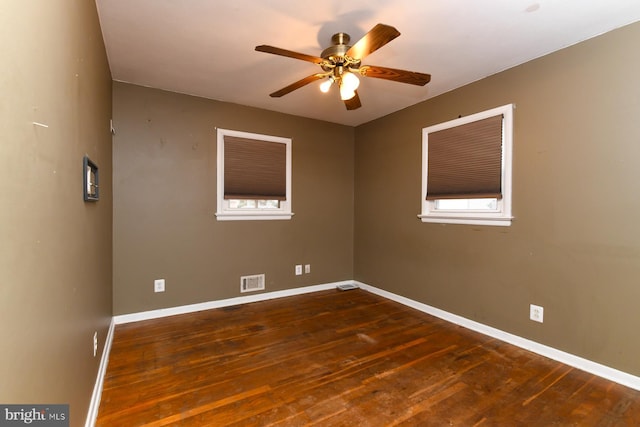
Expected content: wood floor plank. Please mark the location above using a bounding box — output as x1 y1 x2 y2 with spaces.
97 290 640 426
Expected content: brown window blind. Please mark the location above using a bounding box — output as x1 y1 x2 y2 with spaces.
224 136 287 200
426 114 503 200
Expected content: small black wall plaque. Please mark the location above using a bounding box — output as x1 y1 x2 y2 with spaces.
83 155 99 201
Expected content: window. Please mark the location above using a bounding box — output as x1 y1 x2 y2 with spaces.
216 128 292 221
419 104 513 226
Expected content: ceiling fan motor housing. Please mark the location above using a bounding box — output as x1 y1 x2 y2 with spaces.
321 33 360 72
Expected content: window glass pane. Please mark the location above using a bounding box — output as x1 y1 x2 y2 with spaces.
257 200 280 209
229 200 256 209
228 199 279 209
435 198 497 210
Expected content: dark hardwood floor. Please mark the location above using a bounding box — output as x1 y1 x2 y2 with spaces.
96 289 640 426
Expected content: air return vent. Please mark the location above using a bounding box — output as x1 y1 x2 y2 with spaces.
240 274 265 293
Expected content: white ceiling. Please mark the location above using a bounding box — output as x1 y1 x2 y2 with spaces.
95 0 640 126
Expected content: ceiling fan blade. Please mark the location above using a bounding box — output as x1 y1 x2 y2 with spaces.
255 45 326 65
344 91 362 110
346 24 401 60
360 65 431 86
269 74 326 98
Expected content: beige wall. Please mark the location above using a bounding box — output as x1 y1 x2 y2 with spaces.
354 22 640 376
0 0 112 424
112 83 354 315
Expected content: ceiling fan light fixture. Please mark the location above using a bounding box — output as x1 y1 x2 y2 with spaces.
341 71 360 92
339 84 356 101
319 77 334 93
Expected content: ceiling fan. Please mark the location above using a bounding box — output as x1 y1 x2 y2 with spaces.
255 23 431 110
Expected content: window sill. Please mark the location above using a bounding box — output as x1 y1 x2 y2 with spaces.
418 214 512 227
215 212 294 221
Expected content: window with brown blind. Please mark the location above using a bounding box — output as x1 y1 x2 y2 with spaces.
420 104 513 226
216 128 292 221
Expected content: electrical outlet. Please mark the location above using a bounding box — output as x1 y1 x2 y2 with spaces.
304 264 311 274
93 332 98 357
530 304 544 323
154 278 165 293
295 265 303 275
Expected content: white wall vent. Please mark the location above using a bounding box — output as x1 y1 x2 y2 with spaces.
240 274 265 293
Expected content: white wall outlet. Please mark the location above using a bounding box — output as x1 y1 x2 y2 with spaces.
295 265 303 275
154 278 165 293
304 264 311 274
93 331 98 357
530 304 544 323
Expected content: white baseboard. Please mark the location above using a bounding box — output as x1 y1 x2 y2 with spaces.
113 281 350 325
85 318 115 427
354 281 640 392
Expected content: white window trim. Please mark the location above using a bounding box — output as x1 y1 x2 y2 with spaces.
419 104 514 227
215 128 293 221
